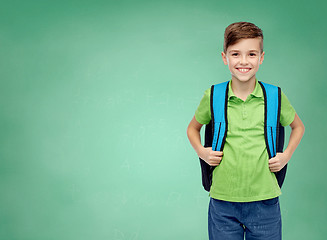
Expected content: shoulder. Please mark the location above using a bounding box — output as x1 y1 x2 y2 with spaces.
280 90 294 108
258 81 280 90
195 87 212 124
279 89 293 105
199 86 212 102
280 90 296 126
211 81 230 97
198 87 211 102
212 81 230 88
204 87 211 95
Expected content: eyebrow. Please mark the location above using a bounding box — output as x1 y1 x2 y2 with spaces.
229 50 260 53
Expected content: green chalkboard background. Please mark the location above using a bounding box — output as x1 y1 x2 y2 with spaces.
1 0 326 239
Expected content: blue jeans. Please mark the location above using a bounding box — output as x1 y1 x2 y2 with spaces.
208 197 282 240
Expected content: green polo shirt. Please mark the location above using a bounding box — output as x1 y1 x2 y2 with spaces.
195 79 296 202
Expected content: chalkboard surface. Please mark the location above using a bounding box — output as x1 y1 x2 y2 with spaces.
1 0 325 239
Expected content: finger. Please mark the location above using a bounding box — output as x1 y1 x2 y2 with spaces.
269 160 281 167
270 168 278 173
269 164 278 171
208 158 222 165
209 160 221 166
211 151 223 157
269 164 281 172
271 167 281 172
209 162 220 166
209 156 222 161
268 158 278 164
269 161 279 167
269 165 279 171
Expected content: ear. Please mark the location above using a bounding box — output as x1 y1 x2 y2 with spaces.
221 52 228 65
259 51 265 64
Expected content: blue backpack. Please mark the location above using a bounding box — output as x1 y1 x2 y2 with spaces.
199 81 287 192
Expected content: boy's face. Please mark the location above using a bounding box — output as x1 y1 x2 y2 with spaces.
221 38 264 84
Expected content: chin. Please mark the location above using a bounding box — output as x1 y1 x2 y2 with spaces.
233 75 256 83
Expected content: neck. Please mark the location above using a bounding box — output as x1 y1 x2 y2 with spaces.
231 77 256 101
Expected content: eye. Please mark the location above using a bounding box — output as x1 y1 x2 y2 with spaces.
232 53 239 56
249 53 257 56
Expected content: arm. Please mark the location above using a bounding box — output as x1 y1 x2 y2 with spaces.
269 113 305 172
187 116 223 166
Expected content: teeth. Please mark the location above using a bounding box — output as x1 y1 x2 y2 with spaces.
238 68 250 72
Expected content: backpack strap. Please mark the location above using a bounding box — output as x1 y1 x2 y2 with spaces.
198 81 229 192
259 81 287 187
259 81 280 158
211 81 229 151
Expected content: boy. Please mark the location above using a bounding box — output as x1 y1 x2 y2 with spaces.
187 22 305 240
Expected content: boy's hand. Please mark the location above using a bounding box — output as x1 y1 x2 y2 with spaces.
268 152 291 172
199 147 223 166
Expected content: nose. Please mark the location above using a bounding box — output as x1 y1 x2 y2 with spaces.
240 55 248 65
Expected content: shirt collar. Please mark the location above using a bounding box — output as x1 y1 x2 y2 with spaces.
228 79 263 100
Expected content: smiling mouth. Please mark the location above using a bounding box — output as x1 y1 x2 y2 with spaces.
237 68 251 73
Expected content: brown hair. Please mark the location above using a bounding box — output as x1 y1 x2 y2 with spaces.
223 22 263 53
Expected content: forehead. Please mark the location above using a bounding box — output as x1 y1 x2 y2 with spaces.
227 38 262 52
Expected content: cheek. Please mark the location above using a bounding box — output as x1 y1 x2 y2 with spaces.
227 58 237 67
228 65 236 71
251 59 261 67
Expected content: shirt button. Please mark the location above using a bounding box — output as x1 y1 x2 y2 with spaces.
242 103 247 119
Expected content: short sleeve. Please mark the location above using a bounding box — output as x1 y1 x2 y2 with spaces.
280 91 296 126
195 88 211 125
